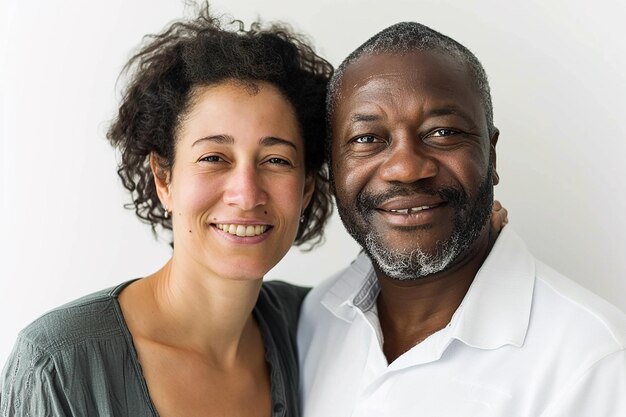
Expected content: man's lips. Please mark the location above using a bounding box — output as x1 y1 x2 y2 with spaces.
376 197 446 214
381 205 441 214
373 199 447 228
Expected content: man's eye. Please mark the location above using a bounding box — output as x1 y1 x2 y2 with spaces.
430 128 460 137
353 135 382 144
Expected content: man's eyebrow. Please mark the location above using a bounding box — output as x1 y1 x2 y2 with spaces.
259 136 297 150
349 107 478 125
426 106 477 125
350 113 382 123
192 134 234 147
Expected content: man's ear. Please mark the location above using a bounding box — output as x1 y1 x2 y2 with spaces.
328 161 336 196
150 152 172 209
490 128 499 186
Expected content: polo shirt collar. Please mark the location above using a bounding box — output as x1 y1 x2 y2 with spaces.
321 251 378 322
451 227 535 349
321 227 536 350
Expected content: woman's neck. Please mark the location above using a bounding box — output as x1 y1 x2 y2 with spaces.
120 256 264 368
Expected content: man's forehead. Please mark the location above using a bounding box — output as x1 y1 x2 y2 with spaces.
339 50 468 95
336 50 477 110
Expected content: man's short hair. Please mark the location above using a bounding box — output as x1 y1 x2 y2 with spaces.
326 22 495 149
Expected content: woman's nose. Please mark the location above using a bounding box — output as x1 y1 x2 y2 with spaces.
222 165 269 210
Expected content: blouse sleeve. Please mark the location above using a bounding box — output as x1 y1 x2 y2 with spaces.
1 336 71 417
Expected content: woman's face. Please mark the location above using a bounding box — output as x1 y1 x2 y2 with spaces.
154 81 314 280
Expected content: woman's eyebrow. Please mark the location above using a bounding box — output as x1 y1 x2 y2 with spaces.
259 136 297 150
191 135 297 150
192 134 234 147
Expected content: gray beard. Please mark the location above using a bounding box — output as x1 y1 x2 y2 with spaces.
364 227 464 280
337 165 494 281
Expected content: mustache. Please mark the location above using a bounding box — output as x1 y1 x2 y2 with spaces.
357 184 468 213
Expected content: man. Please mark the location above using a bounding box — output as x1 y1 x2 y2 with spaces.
298 22 626 416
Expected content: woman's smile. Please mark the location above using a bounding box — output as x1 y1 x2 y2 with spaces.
213 223 271 237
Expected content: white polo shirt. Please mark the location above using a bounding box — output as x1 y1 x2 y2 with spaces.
298 227 626 417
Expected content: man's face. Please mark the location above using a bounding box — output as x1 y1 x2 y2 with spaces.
331 50 499 280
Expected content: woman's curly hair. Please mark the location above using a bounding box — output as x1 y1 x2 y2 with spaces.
107 5 334 248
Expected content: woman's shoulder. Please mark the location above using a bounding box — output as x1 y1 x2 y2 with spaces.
2 281 147 416
256 281 311 329
17 281 134 356
260 280 310 309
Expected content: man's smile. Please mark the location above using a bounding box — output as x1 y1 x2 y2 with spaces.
384 205 439 214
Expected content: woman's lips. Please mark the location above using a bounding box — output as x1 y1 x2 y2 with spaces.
213 223 272 237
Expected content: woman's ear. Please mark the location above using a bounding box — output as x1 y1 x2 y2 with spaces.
150 152 172 209
302 172 316 213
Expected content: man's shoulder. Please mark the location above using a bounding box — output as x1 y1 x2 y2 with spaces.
485 227 625 348
532 260 626 348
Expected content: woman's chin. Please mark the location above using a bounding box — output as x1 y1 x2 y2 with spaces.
211 263 273 282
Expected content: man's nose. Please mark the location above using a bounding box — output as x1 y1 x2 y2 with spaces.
378 137 438 183
222 165 269 210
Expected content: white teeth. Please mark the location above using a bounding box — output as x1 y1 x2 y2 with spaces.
216 223 268 236
390 206 432 214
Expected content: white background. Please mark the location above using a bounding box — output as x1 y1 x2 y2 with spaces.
1 0 625 364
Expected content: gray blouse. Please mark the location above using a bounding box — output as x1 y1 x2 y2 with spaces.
0 280 309 417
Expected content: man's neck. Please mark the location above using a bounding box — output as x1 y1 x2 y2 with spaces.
375 228 497 363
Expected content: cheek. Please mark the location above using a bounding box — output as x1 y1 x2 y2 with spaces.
172 175 221 216
442 151 490 190
333 156 375 202
270 175 306 215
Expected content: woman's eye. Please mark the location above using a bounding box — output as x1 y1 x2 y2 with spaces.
199 155 224 163
267 157 291 166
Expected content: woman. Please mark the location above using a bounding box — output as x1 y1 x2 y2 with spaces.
0 6 508 417
0 7 331 417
